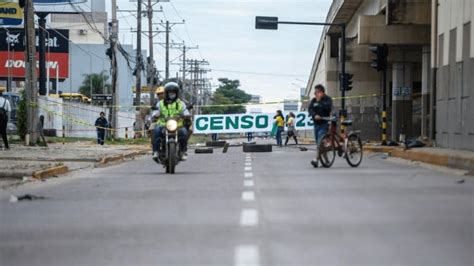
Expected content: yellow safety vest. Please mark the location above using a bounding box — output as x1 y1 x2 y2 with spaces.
158 100 184 127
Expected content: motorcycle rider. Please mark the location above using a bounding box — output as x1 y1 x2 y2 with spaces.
152 82 190 161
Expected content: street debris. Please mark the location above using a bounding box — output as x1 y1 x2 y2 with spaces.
9 194 48 203
223 143 230 153
195 148 213 154
456 179 465 184
299 147 308 151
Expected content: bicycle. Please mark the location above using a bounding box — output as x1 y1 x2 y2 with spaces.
315 116 363 168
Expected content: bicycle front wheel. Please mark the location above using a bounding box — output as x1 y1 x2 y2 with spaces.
345 134 363 167
318 134 336 168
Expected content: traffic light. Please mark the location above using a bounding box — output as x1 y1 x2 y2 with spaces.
369 44 388 72
19 0 25 8
345 73 353 91
339 73 354 91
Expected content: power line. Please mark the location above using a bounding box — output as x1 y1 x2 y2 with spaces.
212 69 308 77
168 2 204 59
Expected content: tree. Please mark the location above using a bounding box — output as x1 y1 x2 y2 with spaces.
78 71 111 97
202 78 251 114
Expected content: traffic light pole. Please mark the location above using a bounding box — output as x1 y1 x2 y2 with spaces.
277 20 347 115
369 44 389 145
381 68 388 145
339 23 347 133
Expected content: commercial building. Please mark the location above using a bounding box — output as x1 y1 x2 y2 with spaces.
306 0 473 151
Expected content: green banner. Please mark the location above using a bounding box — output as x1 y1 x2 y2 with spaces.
193 112 314 134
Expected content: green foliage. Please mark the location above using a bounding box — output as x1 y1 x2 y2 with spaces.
17 89 27 141
78 71 111 97
202 78 251 114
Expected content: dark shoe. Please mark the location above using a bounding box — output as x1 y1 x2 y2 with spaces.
311 160 318 168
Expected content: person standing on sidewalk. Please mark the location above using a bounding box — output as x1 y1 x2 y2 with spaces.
308 84 333 167
95 112 108 145
0 89 11 150
274 110 285 147
285 112 298 145
247 132 253 142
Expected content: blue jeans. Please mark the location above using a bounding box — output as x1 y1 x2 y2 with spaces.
97 129 105 145
153 126 188 153
276 126 283 146
313 123 329 145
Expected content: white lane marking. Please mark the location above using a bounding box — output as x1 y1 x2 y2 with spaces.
244 172 253 178
244 180 254 187
241 191 255 201
240 209 259 226
234 245 260 266
245 162 252 166
245 158 252 162
244 167 252 171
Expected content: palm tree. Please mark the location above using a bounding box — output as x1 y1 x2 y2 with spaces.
79 71 111 97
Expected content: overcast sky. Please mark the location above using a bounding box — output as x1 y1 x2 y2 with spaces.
111 0 332 103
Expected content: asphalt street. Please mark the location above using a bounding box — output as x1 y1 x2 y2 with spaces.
0 146 473 266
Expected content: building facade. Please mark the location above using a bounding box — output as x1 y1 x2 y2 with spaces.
306 0 473 151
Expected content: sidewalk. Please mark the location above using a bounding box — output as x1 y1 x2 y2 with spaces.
0 143 149 185
364 145 474 173
298 137 473 173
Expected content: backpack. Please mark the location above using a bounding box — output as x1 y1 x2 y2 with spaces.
0 99 7 119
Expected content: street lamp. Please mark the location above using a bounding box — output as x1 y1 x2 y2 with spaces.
255 16 348 120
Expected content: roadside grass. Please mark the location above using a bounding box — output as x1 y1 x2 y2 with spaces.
8 134 211 146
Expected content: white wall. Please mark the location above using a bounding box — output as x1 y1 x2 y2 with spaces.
38 96 135 139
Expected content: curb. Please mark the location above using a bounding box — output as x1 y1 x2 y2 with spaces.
33 165 69 179
364 146 474 172
99 150 148 165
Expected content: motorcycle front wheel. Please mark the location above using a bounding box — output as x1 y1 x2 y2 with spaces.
167 142 177 174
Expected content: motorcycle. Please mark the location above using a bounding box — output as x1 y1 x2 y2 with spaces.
150 103 193 174
154 117 183 174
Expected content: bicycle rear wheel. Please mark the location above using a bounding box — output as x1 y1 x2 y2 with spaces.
318 134 336 168
345 134 363 167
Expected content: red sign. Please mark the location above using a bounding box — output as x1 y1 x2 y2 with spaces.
0 51 69 79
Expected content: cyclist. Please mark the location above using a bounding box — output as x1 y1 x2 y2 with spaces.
308 84 333 167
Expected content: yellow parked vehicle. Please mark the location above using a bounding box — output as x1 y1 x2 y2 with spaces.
49 93 91 104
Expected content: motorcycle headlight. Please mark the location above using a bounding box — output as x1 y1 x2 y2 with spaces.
166 119 178 132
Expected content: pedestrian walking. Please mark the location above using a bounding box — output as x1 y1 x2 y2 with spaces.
95 112 108 145
285 112 298 145
0 89 11 150
274 110 285 147
308 84 333 167
247 132 253 142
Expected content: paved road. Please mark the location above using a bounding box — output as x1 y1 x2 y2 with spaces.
1 146 473 266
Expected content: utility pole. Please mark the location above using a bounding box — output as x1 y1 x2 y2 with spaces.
135 0 143 107
155 20 184 80
183 59 209 114
110 0 119 138
165 20 169 79
121 1 167 105
134 0 144 135
37 12 48 96
168 42 197 96
147 0 156 104
24 0 39 145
